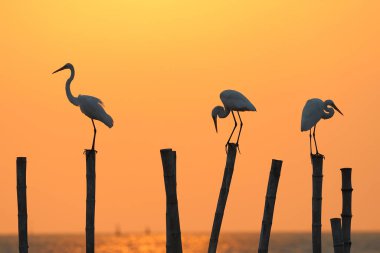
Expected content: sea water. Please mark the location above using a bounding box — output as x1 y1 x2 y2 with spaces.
0 233 379 253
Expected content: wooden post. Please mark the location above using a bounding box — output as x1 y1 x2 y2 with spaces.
208 143 238 253
258 159 283 253
340 168 352 253
330 218 344 253
311 154 323 253
160 148 183 253
85 150 96 253
16 157 29 253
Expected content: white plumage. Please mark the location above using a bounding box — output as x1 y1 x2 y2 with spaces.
301 98 343 155
212 89 256 150
53 63 113 150
78 95 113 128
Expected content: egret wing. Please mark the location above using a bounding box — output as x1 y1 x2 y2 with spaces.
220 90 256 111
301 98 323 131
78 95 114 128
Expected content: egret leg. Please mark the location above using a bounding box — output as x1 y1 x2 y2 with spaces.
309 130 313 156
226 111 237 152
91 119 97 150
313 125 319 155
236 112 243 153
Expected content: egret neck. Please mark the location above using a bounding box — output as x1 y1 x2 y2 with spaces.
214 106 230 119
322 100 334 120
65 65 79 106
212 106 231 132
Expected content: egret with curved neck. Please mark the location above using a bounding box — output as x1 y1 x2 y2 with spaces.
212 89 256 152
53 63 114 150
301 98 343 156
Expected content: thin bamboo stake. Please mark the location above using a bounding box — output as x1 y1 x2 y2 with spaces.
340 168 352 253
258 159 283 253
85 150 96 253
208 143 238 253
16 157 29 253
311 154 324 253
330 218 344 253
160 148 183 253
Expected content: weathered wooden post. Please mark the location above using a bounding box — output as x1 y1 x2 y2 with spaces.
330 218 344 253
258 159 283 253
16 157 29 253
311 154 323 253
160 148 183 253
340 168 352 253
208 143 238 253
85 150 96 253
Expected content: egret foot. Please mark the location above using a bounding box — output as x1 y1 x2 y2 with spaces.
314 152 325 159
236 143 241 154
83 149 97 155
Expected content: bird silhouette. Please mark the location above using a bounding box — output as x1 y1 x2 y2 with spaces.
212 89 256 151
52 63 113 150
301 98 343 156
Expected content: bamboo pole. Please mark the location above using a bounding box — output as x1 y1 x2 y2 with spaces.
311 154 324 253
85 150 96 253
330 218 344 253
340 168 352 253
258 159 283 253
208 143 238 253
16 157 29 253
160 148 183 253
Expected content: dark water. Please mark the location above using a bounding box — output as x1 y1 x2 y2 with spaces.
0 233 379 253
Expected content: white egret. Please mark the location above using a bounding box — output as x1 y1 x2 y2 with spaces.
301 98 343 156
52 63 113 150
212 89 256 150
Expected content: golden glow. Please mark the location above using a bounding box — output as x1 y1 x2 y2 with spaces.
0 1 379 233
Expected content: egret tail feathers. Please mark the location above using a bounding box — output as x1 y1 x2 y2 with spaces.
104 113 114 128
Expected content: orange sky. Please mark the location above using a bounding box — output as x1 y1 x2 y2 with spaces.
0 1 379 234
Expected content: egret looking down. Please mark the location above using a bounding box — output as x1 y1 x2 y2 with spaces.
301 98 343 156
52 63 113 150
212 89 256 151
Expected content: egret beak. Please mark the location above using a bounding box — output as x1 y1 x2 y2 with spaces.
213 117 218 132
52 66 66 74
332 103 344 116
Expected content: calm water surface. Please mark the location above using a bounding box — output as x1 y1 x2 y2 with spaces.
0 233 379 253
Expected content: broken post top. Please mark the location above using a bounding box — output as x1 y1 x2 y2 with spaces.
16 157 27 185
160 148 177 177
16 157 27 188
311 153 324 171
340 168 352 189
226 143 238 152
331 217 342 223
17 157 27 162
269 159 283 179
160 148 173 153
84 149 97 155
330 218 344 244
310 153 325 159
271 159 283 166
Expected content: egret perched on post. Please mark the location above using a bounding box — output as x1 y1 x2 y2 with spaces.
301 98 343 156
52 63 113 150
212 89 256 151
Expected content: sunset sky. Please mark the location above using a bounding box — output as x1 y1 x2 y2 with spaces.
0 1 379 234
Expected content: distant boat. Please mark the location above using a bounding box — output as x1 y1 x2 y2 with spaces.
115 224 122 236
144 226 151 235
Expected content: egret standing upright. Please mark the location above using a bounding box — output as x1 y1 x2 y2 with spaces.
301 98 343 156
53 63 114 150
212 89 256 151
